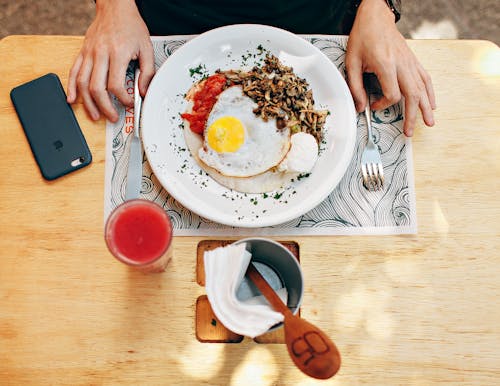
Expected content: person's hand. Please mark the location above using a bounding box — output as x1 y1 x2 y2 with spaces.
67 0 154 122
346 0 436 136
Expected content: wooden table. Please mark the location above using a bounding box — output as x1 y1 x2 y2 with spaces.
1 36 499 385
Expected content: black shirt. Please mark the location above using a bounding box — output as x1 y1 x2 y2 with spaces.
135 0 360 35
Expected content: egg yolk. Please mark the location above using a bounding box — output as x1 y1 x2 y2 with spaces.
206 116 245 153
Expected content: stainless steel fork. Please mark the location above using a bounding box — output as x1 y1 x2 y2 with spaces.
361 96 384 191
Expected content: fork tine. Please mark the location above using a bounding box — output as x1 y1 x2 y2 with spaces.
366 163 372 190
369 163 378 191
361 164 369 188
377 163 385 188
368 162 377 190
377 166 383 190
367 163 376 191
373 163 382 190
376 163 385 191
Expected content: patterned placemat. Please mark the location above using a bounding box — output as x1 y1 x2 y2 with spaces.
104 35 417 236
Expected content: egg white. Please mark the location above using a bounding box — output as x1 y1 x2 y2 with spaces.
198 86 290 178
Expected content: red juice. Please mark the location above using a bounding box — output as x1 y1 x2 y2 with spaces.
105 200 173 272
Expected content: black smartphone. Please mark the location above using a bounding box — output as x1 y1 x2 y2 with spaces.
10 73 92 181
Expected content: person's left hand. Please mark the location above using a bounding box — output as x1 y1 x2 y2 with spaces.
346 0 436 136
66 0 154 123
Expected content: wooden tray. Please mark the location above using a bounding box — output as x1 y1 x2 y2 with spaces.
195 240 300 344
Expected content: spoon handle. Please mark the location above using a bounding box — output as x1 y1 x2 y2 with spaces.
246 263 292 316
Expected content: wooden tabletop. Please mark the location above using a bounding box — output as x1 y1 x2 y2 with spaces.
0 35 499 385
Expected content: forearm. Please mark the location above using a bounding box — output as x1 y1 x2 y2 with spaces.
357 0 398 23
94 0 140 17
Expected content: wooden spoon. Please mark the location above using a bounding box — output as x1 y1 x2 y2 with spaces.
246 263 341 380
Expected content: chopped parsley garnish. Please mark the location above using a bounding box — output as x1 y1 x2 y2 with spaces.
273 192 283 199
189 64 206 77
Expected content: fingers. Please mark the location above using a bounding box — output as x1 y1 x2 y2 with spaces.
370 65 401 111
89 51 119 122
346 56 367 113
67 53 83 103
109 55 134 108
68 49 120 122
419 91 435 129
70 50 135 121
418 62 436 110
74 53 133 122
402 90 417 137
398 64 435 136
77 57 101 121
69 50 139 122
414 62 435 129
138 41 155 97
361 53 436 136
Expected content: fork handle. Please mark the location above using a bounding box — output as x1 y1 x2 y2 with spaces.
364 104 374 141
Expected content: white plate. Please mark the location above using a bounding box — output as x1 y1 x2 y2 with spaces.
141 24 356 228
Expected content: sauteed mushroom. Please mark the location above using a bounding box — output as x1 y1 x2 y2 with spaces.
219 54 328 143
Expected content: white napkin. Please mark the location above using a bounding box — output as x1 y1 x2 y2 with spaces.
204 243 286 338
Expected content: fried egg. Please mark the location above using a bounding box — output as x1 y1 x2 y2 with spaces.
198 86 290 177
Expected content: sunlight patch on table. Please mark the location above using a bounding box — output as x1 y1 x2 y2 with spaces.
432 199 449 234
334 284 394 340
384 258 419 283
475 48 500 76
365 312 394 340
334 284 368 330
178 341 225 379
230 346 278 386
342 255 361 275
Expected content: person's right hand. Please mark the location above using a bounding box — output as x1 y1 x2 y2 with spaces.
67 0 155 122
346 0 436 137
